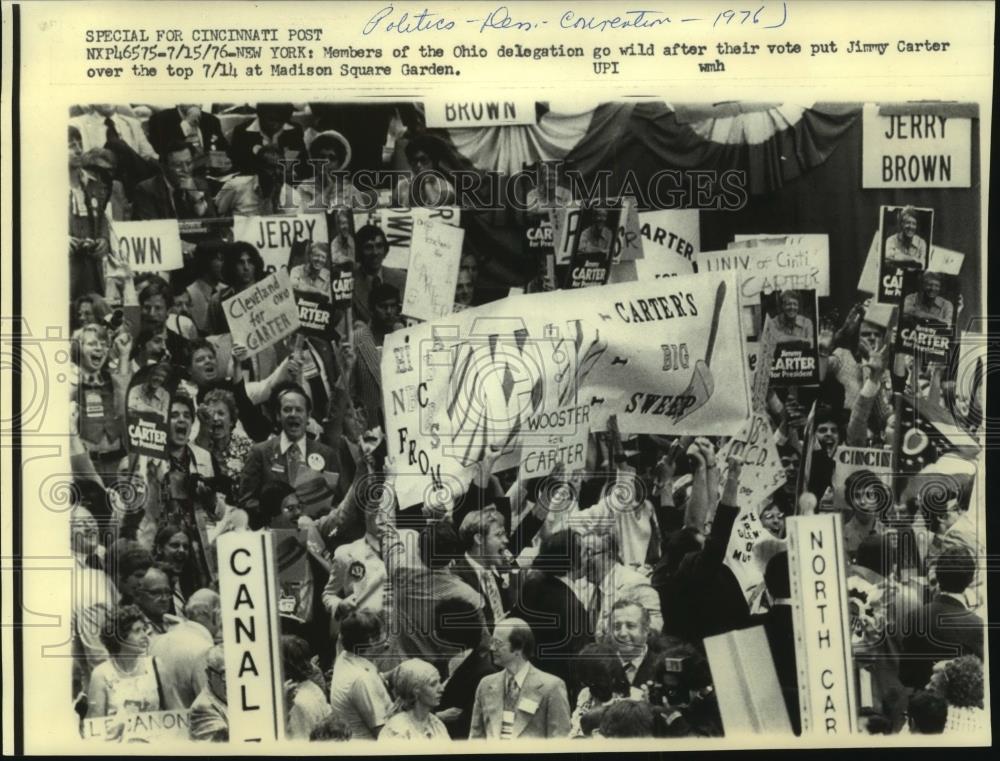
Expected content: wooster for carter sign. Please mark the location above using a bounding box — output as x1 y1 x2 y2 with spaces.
862 104 972 188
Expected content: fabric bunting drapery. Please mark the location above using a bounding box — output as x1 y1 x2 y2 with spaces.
438 101 860 197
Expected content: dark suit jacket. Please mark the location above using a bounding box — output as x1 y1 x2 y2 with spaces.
454 561 515 631
661 502 749 642
900 594 984 688
439 648 499 739
513 572 590 698
237 436 341 515
147 108 229 158
228 120 308 177
131 174 218 221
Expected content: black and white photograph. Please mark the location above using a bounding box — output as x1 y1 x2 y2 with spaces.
877 204 934 303
0 0 992 755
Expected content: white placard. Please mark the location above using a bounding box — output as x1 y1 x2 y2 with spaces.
424 97 538 128
110 219 183 272
699 238 830 298
222 269 301 357
232 214 327 273
786 514 858 736
217 532 286 744
635 209 699 279
382 271 752 509
403 217 465 321
862 103 971 188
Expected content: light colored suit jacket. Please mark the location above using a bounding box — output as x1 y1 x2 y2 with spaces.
469 664 571 740
148 620 214 709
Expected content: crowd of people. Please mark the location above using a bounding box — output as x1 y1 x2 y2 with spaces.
68 102 986 743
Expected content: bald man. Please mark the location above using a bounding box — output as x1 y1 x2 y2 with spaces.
190 645 229 742
149 588 222 708
470 617 571 740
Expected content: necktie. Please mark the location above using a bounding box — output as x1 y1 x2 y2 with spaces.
590 586 604 635
104 116 119 144
484 570 505 622
286 444 302 484
624 660 637 684
174 189 188 217
504 672 520 710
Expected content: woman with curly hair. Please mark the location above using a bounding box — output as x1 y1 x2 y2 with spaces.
195 388 254 500
927 655 986 733
205 242 266 336
569 643 643 737
378 658 449 741
85 604 164 719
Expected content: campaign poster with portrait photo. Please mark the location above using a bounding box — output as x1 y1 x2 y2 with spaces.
877 204 933 303
760 289 820 385
125 362 179 460
894 268 958 363
564 204 623 289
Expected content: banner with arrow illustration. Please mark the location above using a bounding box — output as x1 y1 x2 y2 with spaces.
381 270 752 509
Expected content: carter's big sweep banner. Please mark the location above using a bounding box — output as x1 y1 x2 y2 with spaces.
381 271 751 509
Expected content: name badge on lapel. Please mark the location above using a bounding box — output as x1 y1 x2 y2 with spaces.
517 697 539 714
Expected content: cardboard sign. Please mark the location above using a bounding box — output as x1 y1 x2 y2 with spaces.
517 404 592 480
523 212 555 261
294 290 336 339
125 410 170 460
761 289 820 385
223 269 301 357
232 214 328 274
718 412 787 509
894 270 957 362
723 510 787 599
704 627 793 736
698 242 829 299
927 245 965 275
877 205 933 303
109 220 183 272
124 364 177 461
403 217 466 321
381 271 752 509
217 531 286 743
786 514 858 736
862 104 972 188
857 232 880 295
832 446 894 514
331 261 354 305
424 98 538 128
561 206 621 286
377 206 462 269
750 319 776 412
615 196 644 262
636 209 699 280
82 710 190 742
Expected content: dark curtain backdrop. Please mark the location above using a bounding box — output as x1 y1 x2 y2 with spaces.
442 103 981 322
698 112 982 323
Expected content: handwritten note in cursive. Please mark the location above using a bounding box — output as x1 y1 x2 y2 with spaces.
403 217 465 322
362 4 788 35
